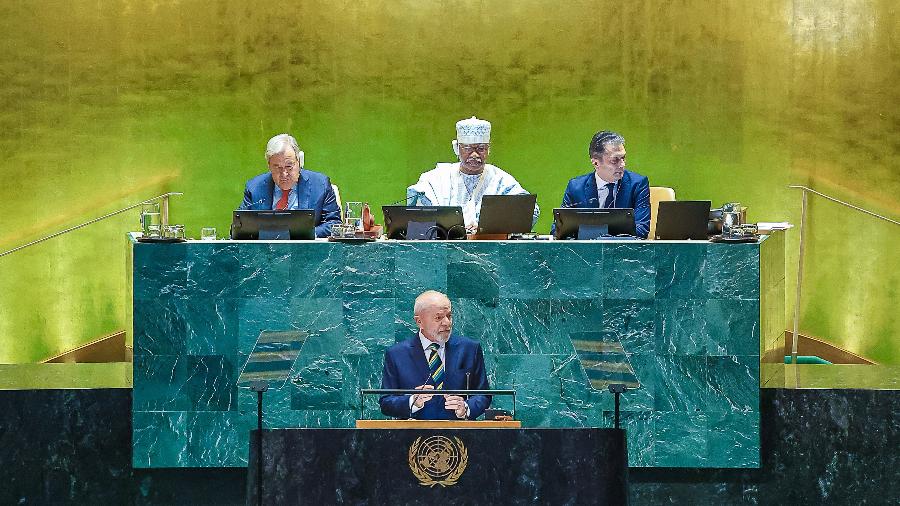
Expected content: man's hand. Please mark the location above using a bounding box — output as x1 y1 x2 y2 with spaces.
444 395 468 419
412 384 435 408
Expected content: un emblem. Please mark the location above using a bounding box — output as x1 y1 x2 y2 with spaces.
408 436 468 487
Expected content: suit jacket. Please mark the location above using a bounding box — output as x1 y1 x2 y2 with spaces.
239 169 341 238
380 335 491 420
559 169 651 238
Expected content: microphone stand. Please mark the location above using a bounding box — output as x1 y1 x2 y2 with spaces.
250 381 269 506
386 192 425 207
608 384 626 429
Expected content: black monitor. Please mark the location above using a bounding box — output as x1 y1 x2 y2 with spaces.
654 201 712 240
382 206 466 240
231 210 316 240
553 208 636 239
476 194 537 235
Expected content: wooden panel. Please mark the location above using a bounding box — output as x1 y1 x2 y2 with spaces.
41 330 129 364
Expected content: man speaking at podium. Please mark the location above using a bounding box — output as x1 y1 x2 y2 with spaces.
380 291 491 420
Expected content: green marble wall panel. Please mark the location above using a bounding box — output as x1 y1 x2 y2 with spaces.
132 237 780 468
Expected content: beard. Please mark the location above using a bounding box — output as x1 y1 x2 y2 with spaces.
425 330 450 344
460 158 484 175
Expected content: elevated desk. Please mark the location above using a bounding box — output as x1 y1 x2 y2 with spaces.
130 234 784 469
247 427 627 505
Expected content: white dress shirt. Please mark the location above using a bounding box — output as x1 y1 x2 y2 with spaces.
594 172 616 208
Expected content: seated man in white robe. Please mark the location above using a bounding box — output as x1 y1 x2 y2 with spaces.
407 116 539 232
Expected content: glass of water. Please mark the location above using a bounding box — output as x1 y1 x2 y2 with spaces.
201 227 217 241
140 203 161 238
344 201 363 232
164 224 185 239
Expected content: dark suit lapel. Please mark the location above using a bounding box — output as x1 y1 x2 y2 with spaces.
405 336 430 385
443 336 458 387
583 173 598 208
619 170 633 208
297 170 312 210
263 177 275 210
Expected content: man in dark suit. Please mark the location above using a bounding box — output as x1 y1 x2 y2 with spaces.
239 133 341 238
559 131 651 238
380 290 491 420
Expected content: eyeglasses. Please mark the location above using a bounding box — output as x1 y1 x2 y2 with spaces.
269 159 299 173
459 143 489 154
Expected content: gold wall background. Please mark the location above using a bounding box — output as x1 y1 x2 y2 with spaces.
1 0 897 363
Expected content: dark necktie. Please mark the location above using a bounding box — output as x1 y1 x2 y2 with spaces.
275 189 290 210
602 183 616 208
427 343 444 389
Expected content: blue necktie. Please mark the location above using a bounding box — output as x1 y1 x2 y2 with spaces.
427 343 444 389
602 183 616 208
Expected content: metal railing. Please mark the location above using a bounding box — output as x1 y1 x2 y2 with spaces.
787 185 899 365
0 192 182 258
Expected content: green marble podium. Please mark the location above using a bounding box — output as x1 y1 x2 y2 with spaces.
130 234 784 469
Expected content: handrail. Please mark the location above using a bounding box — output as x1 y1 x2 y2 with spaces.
786 184 897 370
0 192 183 258
787 185 900 226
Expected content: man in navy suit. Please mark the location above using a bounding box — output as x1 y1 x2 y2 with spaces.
380 291 491 420
559 131 651 238
239 133 341 238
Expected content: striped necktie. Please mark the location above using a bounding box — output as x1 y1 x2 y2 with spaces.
275 189 290 210
427 343 444 389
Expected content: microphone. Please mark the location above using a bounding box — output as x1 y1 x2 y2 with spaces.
465 372 471 402
386 192 425 206
243 197 266 209
562 197 599 208
566 180 620 209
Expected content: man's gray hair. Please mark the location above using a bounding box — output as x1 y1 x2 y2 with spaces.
265 134 301 162
413 290 450 315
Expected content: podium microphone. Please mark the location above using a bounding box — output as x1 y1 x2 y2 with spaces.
563 197 599 208
387 192 425 207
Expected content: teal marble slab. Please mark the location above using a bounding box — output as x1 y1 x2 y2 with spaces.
603 244 656 299
654 412 709 467
133 296 239 356
707 412 760 466
132 238 781 469
654 243 706 298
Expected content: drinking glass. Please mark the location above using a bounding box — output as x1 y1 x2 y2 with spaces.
201 227 217 240
344 202 364 231
164 224 185 239
140 203 161 238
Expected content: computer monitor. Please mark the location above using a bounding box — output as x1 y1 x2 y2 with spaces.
477 194 537 234
654 201 712 240
553 208 636 239
382 206 466 240
231 210 316 240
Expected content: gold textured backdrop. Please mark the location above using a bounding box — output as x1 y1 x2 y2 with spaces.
0 0 897 363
